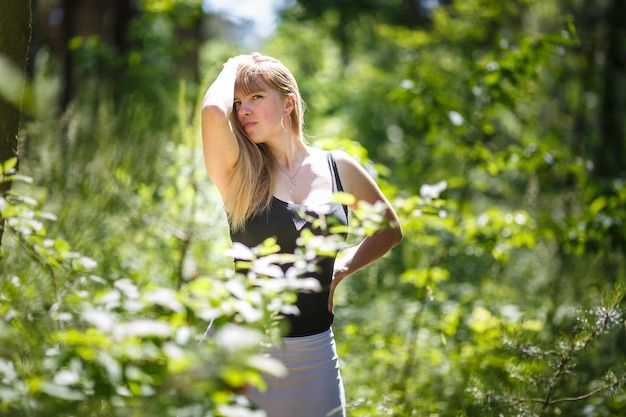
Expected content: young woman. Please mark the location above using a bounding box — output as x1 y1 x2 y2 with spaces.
201 53 402 416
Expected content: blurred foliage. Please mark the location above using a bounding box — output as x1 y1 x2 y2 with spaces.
2 0 625 416
1 157 380 416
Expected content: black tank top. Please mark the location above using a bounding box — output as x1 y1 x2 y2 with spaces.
230 152 348 337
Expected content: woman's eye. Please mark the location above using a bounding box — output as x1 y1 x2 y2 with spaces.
233 101 241 109
252 94 263 100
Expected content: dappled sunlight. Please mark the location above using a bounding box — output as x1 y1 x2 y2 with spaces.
2 0 625 415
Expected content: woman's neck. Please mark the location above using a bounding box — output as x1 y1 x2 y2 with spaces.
272 139 309 171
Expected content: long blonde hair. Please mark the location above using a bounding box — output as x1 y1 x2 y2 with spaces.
225 53 306 232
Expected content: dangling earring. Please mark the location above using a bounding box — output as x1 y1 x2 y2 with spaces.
280 115 291 131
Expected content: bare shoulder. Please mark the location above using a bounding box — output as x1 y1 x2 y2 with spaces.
327 149 376 197
329 149 402 233
328 149 362 172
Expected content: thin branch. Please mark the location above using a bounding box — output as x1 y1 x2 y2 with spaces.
518 376 626 405
141 214 187 240
11 228 59 305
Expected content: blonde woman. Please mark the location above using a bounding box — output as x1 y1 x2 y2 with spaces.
201 53 402 416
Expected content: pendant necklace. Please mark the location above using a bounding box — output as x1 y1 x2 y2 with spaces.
278 155 305 186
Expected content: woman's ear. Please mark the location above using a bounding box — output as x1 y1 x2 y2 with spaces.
284 94 295 116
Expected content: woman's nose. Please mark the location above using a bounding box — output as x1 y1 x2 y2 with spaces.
238 101 251 116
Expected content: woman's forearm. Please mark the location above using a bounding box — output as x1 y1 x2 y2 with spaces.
328 226 401 312
335 226 402 281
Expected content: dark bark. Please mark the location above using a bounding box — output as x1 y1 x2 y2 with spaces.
114 0 134 57
0 0 33 247
58 0 138 109
597 0 626 178
60 0 78 110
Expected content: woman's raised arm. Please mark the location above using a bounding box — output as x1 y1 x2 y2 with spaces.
200 57 244 199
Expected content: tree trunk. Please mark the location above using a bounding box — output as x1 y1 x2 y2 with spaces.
597 0 626 178
60 0 78 110
0 0 33 248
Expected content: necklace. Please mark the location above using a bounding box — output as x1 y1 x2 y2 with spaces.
278 155 305 186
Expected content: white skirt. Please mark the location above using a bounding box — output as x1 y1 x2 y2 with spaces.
246 328 346 417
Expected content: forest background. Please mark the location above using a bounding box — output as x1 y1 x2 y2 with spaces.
1 0 625 416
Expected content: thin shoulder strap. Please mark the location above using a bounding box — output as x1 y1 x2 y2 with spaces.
326 151 349 217
326 151 344 192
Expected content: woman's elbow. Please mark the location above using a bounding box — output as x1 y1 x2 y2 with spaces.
390 224 403 248
378 223 402 249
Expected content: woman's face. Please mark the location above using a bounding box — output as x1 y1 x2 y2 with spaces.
234 82 287 144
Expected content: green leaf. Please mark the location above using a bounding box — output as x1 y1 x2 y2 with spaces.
39 382 85 401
